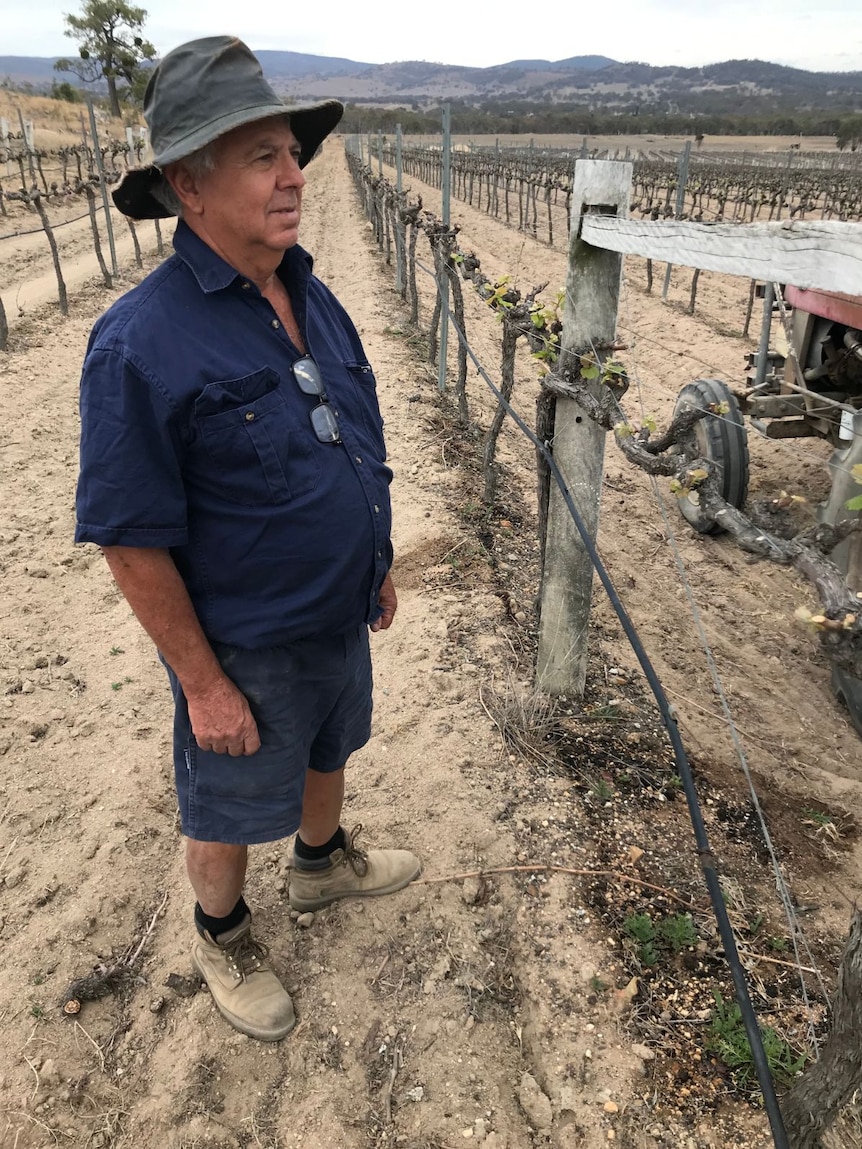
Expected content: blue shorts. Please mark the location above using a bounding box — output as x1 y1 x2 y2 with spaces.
164 627 373 845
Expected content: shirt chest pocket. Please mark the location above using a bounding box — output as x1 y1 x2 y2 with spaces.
194 368 321 507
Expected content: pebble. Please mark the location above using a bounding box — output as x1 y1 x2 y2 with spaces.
461 876 483 905
404 1085 424 1103
603 1101 619 1114
21 680 35 694
295 912 315 928
149 998 164 1013
631 1042 655 1062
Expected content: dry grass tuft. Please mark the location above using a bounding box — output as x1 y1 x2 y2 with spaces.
479 675 561 771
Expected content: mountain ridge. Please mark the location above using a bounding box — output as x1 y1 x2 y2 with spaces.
2 51 861 113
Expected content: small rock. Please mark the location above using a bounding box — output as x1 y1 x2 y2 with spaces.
474 1118 488 1140
513 611 527 622
518 1072 553 1131
40 1059 61 1086
21 680 35 695
165 972 200 998
631 1043 655 1062
604 1101 619 1114
595 1089 612 1105
296 912 315 928
149 997 164 1013
4 866 27 889
461 875 483 905
404 1085 425 1103
28 568 49 579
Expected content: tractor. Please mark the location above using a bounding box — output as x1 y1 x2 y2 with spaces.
672 288 862 732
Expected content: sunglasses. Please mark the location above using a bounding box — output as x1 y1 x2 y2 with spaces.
291 357 342 444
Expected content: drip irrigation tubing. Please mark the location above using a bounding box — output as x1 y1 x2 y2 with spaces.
0 209 94 241
414 253 791 1149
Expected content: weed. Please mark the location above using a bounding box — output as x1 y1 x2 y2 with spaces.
590 702 622 720
623 912 659 966
659 913 697 953
589 777 614 803
802 807 833 828
767 936 788 953
589 974 608 995
708 990 805 1091
30 1004 45 1020
111 682 123 691
109 646 124 656
747 912 765 937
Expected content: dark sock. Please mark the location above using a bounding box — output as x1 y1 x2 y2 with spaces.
294 825 347 868
194 895 250 940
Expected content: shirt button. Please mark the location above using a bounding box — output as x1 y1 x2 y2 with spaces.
374 504 380 513
245 411 255 422
271 319 280 329
241 282 251 290
355 456 362 464
377 550 383 558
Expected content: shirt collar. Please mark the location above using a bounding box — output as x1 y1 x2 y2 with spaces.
172 219 314 295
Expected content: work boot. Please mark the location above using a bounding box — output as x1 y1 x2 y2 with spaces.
191 913 296 1042
288 823 421 912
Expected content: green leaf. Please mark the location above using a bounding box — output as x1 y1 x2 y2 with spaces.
846 495 862 511
581 364 600 380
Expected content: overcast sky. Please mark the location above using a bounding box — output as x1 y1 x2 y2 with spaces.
4 0 862 73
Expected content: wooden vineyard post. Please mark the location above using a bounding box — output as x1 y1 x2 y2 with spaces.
394 123 405 296
86 97 118 277
437 103 451 394
537 159 631 696
17 108 36 183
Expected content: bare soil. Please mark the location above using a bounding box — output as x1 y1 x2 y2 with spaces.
1 138 860 1149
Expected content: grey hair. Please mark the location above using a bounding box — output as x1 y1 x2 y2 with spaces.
150 141 218 217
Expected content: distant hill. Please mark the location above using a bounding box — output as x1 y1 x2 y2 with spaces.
3 51 862 116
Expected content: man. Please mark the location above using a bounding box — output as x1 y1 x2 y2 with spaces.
75 36 420 1043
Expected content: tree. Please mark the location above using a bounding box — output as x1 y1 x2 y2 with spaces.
55 0 155 118
836 114 862 151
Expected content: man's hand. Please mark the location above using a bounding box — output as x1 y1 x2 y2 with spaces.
370 572 397 633
186 675 261 756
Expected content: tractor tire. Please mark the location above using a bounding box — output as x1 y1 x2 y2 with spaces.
673 378 749 534
832 666 862 738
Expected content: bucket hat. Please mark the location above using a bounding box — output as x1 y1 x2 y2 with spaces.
112 36 343 219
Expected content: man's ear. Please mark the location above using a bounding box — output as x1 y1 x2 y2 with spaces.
164 161 205 217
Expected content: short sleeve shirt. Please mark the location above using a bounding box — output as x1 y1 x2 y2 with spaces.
75 222 393 648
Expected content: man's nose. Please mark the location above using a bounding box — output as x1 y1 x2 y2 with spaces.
278 152 305 189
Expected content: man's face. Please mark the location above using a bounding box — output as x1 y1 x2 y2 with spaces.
191 117 306 259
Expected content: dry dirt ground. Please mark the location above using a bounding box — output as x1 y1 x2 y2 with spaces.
1 139 861 1149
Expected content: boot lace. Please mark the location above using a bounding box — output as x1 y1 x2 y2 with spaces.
341 823 369 877
222 932 269 983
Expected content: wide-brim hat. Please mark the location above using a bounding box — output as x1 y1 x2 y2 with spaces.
112 36 343 220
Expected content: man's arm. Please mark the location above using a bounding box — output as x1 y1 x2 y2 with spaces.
102 547 260 756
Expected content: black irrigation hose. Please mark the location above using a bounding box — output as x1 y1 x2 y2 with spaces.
413 253 791 1149
0 209 93 242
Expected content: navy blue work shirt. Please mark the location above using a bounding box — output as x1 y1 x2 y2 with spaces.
75 221 393 648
